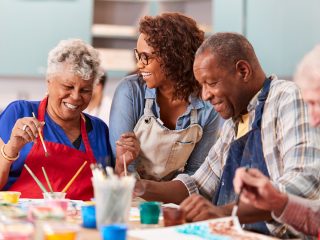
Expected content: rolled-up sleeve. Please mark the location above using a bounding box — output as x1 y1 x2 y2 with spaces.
174 127 231 200
272 194 320 236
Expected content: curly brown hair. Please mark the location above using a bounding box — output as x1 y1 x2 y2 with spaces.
139 12 204 101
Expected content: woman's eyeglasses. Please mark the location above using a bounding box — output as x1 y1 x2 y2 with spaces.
134 48 155 66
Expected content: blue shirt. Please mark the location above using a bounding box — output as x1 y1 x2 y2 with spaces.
109 74 221 175
0 100 112 190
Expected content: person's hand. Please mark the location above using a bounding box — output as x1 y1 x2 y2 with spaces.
180 194 226 222
233 168 288 217
5 117 44 157
115 132 140 174
133 178 146 198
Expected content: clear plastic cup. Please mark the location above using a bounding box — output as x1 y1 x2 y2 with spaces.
45 199 69 212
93 175 136 228
0 221 34 240
43 192 66 200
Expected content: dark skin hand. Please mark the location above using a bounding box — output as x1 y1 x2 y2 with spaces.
233 167 289 217
137 180 189 204
180 194 272 224
115 132 140 175
180 194 228 222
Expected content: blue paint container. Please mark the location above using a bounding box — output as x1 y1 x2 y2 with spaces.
100 224 127 240
81 205 96 228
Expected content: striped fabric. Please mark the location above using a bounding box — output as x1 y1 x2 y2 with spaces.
272 194 320 237
175 76 320 201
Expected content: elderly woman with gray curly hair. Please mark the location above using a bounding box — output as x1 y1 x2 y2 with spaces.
0 39 112 200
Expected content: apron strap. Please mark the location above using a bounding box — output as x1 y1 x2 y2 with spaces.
37 97 95 163
252 78 271 129
143 98 155 117
38 97 48 122
80 113 96 163
190 109 198 124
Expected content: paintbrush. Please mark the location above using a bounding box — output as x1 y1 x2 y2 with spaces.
42 166 53 193
62 161 88 193
231 192 244 232
98 163 108 177
231 167 249 231
123 154 127 176
32 112 48 157
24 164 48 193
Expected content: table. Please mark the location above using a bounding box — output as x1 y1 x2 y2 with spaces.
78 198 161 240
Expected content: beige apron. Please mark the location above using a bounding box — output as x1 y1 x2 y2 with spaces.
134 99 203 181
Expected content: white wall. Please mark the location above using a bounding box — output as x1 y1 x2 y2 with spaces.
0 77 46 113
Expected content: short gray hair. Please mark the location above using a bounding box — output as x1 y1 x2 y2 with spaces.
47 39 103 83
294 45 320 90
196 32 259 71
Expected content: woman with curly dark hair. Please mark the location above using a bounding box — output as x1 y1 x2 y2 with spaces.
109 12 220 181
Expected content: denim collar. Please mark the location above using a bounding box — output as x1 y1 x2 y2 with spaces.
144 87 205 116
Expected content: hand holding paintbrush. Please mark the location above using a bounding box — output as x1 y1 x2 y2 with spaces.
115 132 140 175
231 167 249 231
233 167 288 217
1 114 46 161
32 112 48 157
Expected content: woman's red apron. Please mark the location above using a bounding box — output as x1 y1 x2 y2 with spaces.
9 98 96 200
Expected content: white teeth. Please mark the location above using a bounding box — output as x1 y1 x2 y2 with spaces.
64 103 78 109
141 72 151 77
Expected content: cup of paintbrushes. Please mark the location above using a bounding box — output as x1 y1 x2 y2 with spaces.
92 169 136 229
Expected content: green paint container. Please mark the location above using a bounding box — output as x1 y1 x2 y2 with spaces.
139 201 161 224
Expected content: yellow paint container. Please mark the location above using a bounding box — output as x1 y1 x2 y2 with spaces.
0 191 21 204
45 231 77 240
43 222 79 240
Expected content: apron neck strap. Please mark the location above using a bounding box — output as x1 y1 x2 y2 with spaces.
144 98 155 117
80 113 94 158
37 97 48 122
37 97 94 160
190 109 198 124
252 78 272 128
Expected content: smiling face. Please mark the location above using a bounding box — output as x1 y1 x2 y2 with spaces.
193 51 249 119
46 65 93 125
301 87 320 127
135 33 168 89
